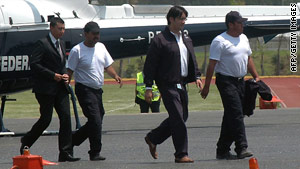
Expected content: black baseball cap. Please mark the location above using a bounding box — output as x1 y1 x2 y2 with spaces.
84 21 100 33
226 11 248 23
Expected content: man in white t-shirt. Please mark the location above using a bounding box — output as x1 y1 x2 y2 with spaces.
67 21 122 161
201 11 260 160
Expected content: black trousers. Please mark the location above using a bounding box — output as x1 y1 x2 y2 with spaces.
73 83 105 157
215 73 248 154
147 83 189 158
136 97 160 113
22 86 73 155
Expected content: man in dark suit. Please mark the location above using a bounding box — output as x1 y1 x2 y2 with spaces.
20 17 80 162
143 6 203 163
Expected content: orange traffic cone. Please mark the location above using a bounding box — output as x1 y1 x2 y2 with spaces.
249 157 259 169
11 147 58 169
42 159 58 166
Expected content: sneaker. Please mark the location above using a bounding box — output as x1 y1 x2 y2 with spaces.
237 149 253 159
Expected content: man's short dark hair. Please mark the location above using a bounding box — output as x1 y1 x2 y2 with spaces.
225 11 247 28
166 6 188 25
50 17 64 27
84 21 100 33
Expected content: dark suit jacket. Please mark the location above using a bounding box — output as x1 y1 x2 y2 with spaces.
30 34 68 95
243 79 272 116
144 26 201 87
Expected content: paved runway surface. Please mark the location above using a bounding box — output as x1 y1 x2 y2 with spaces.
1 108 299 169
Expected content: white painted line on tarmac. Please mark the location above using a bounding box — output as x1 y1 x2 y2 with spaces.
0 132 15 136
106 104 135 113
270 87 287 108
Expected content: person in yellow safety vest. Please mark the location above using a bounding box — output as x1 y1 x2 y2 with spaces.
135 71 161 113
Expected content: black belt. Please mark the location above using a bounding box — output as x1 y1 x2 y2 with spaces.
216 73 244 81
156 76 187 86
75 82 103 92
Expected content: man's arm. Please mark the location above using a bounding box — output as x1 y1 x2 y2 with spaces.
201 59 217 99
144 89 153 104
105 65 123 88
143 37 161 88
143 37 161 104
247 56 260 82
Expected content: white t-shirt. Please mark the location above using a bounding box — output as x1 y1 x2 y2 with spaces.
210 32 252 77
67 42 114 89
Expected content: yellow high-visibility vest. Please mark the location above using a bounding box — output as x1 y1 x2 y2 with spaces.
136 72 160 101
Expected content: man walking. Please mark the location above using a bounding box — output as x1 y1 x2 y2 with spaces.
67 21 122 161
201 11 260 160
143 6 203 163
21 17 80 162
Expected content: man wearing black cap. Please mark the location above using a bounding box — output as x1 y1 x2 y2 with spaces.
201 11 260 159
67 21 122 161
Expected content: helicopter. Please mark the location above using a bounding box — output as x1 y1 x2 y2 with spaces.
0 0 299 134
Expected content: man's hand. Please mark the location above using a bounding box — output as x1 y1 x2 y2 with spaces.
254 77 260 82
145 89 153 104
54 73 63 82
114 75 123 88
201 85 210 99
196 79 203 93
105 65 123 88
62 74 69 84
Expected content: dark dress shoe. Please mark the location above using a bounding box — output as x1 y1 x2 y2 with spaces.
237 149 253 159
58 153 81 162
175 156 194 163
216 151 237 160
90 155 106 161
145 136 158 159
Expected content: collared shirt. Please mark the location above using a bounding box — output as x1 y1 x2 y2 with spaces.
170 31 189 77
144 26 201 88
49 32 58 48
49 32 63 61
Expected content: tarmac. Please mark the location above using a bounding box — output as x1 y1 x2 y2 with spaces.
0 108 300 169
